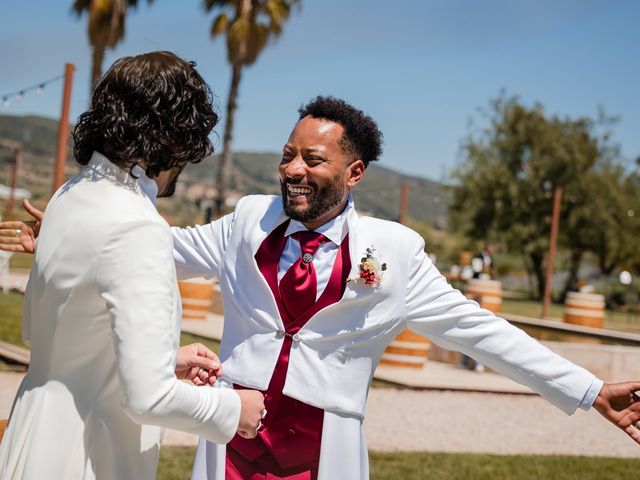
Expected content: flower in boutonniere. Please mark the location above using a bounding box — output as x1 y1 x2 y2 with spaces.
349 246 387 287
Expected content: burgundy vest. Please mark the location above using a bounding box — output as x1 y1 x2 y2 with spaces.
226 220 351 479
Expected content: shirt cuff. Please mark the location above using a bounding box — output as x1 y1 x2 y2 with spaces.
579 378 604 410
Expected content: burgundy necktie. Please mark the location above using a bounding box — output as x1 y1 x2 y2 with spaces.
279 231 328 321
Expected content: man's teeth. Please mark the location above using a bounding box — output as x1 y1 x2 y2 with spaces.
288 185 312 195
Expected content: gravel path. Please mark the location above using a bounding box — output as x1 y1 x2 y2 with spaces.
1 372 637 458
364 388 638 458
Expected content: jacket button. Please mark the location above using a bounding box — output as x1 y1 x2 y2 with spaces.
292 333 301 342
288 428 296 437
275 330 285 339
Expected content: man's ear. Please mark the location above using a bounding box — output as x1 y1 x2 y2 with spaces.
347 159 366 189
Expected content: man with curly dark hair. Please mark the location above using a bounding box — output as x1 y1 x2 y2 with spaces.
3 96 639 480
0 51 264 480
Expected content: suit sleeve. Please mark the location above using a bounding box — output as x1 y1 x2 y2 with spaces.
171 212 235 280
96 218 240 443
404 235 601 415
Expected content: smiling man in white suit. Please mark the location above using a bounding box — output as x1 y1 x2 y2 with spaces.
0 51 264 480
3 96 640 479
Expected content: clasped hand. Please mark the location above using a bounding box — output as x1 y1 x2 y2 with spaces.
176 342 222 386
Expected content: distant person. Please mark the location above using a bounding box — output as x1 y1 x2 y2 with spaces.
472 244 495 279
2 96 639 479
0 51 264 480
467 244 496 370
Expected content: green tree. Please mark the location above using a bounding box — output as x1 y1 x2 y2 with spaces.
72 0 153 92
203 0 300 218
450 95 626 299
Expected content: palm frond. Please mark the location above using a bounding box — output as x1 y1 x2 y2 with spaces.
211 13 229 37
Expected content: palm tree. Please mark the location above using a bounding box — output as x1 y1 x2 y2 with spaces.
203 0 300 218
71 0 154 92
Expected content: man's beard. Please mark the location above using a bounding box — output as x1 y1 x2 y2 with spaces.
157 167 182 198
281 175 345 223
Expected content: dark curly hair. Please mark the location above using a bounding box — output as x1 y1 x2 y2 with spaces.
298 96 383 168
73 51 218 178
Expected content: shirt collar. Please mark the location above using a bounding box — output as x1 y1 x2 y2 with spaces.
132 164 159 205
87 152 158 205
285 194 353 245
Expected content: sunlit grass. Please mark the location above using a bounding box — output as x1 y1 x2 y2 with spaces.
158 447 640 480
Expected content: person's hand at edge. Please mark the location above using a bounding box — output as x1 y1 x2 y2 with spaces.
593 381 640 444
0 199 44 253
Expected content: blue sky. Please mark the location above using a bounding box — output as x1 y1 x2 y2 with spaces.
1 0 638 180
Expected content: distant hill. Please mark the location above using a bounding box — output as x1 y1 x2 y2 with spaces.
0 115 62 158
0 114 449 225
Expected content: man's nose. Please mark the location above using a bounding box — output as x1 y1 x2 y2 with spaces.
284 155 306 178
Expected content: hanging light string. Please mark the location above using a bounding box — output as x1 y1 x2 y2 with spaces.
1 74 65 108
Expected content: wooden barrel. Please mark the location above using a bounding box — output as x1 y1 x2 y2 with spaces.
0 419 7 443
465 279 502 313
210 284 224 315
379 330 431 369
564 292 605 329
178 278 214 321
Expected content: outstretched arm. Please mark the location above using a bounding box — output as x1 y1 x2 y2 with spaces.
0 199 43 253
404 234 640 447
171 212 235 280
594 382 640 444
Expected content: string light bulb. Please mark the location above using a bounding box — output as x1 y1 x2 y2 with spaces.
1 73 63 108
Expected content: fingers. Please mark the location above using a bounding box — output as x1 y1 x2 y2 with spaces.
187 354 220 373
0 222 27 231
193 342 220 361
0 243 28 253
624 424 640 444
23 199 44 221
0 237 22 245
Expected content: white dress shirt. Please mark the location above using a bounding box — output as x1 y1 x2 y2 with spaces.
278 196 352 299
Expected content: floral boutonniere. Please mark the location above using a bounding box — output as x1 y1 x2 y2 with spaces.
348 246 387 287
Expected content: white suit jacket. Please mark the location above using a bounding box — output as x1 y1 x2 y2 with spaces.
173 194 600 480
0 153 240 480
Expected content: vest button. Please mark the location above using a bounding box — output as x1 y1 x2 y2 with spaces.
275 330 285 339
288 428 296 437
292 333 301 343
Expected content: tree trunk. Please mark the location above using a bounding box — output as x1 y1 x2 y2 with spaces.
91 43 106 95
3 148 20 218
522 254 536 300
529 250 545 301
214 63 243 220
560 249 583 302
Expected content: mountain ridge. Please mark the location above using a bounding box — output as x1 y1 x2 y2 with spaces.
0 114 448 224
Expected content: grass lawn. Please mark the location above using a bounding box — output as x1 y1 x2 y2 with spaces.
158 447 640 480
8 253 33 271
180 332 220 354
0 291 27 349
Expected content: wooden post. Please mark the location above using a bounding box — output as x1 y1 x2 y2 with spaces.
542 186 563 318
398 181 409 225
52 63 75 194
4 148 20 218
